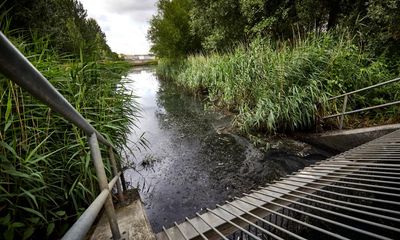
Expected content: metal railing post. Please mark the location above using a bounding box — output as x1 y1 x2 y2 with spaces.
323 77 400 122
116 158 128 192
108 147 125 202
339 95 348 130
88 134 121 240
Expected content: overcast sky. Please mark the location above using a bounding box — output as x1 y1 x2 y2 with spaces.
80 0 158 55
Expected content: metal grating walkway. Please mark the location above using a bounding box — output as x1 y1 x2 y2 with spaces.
157 129 400 240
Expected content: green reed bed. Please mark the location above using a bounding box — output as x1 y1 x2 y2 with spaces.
0 36 139 239
159 33 398 133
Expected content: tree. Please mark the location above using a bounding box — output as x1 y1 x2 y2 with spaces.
1 0 114 59
190 0 246 52
148 0 201 58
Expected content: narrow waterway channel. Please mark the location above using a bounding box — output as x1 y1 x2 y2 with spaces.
124 67 332 233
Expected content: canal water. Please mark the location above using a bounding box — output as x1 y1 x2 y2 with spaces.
124 67 332 233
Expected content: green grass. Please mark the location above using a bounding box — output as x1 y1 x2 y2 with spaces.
159 32 399 133
0 34 140 239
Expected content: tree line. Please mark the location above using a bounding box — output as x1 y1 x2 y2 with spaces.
1 0 116 60
148 0 399 61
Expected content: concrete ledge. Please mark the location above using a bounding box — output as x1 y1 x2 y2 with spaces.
90 191 155 240
300 123 400 152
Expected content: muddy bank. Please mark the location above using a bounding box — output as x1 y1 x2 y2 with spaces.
124 67 332 232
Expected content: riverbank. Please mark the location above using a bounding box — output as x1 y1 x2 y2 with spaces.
157 33 400 135
124 67 332 232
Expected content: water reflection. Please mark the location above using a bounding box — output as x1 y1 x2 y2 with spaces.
123 67 331 232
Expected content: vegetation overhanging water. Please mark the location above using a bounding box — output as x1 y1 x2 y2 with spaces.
1 0 400 239
124 67 333 232
0 2 141 238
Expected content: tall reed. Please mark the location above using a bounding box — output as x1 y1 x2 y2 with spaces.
161 32 397 133
0 34 140 239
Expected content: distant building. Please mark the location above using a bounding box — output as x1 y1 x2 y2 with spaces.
120 54 156 61
119 54 157 66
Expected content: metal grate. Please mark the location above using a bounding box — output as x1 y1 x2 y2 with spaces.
158 129 400 240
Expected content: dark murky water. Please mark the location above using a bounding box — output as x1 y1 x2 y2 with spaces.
124 67 332 233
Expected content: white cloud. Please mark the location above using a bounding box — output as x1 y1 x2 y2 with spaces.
79 0 157 55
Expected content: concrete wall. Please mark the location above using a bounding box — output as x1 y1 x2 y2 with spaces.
300 124 400 152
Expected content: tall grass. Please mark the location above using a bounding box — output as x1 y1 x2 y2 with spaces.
0 33 140 239
160 32 398 133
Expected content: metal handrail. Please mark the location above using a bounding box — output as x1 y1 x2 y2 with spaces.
0 32 125 239
323 77 400 129
62 172 121 240
327 77 400 101
0 32 111 146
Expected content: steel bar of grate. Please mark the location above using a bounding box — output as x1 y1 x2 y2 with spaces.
343 149 400 151
225 201 307 240
253 189 400 233
311 166 400 175
355 151 400 154
162 227 173 240
195 213 229 240
216 204 283 240
267 184 400 221
311 164 400 171
275 180 400 206
334 158 400 161
185 218 207 240
304 168 400 179
282 176 400 198
336 157 400 160
235 198 349 240
296 171 400 185
284 175 400 193
245 194 392 240
207 208 262 240
174 222 189 240
158 130 400 240
316 162 400 167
